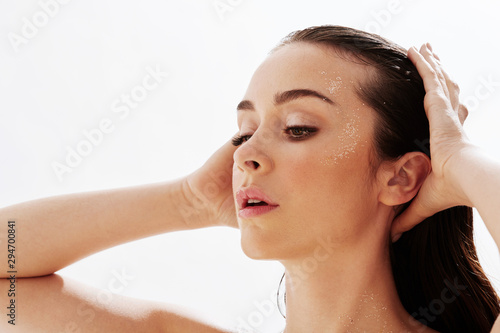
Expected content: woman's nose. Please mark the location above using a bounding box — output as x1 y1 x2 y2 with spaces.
244 160 260 170
233 137 273 174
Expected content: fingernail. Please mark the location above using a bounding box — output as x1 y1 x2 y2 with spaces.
392 233 402 243
426 42 433 51
408 46 418 55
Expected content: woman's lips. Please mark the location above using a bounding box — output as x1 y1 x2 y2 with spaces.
235 186 279 218
238 204 279 218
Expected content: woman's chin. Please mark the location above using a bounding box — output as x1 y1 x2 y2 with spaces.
239 228 301 261
239 228 280 260
240 237 273 260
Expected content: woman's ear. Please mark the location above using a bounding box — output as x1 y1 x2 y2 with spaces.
377 152 431 206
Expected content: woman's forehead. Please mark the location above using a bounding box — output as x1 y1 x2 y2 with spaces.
245 43 370 102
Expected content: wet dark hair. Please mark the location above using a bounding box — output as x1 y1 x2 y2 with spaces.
275 25 500 332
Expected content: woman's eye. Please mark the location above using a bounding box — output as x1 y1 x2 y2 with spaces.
285 126 318 140
231 134 253 146
232 126 317 146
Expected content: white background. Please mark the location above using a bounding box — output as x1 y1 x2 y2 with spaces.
1 1 500 332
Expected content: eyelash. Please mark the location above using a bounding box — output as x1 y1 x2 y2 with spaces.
231 126 318 146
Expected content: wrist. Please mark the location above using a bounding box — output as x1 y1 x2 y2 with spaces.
179 176 214 229
446 143 484 208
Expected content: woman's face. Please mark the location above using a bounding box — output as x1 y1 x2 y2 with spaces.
232 42 384 261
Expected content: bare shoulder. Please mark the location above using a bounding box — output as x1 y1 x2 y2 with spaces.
0 274 233 333
148 300 235 333
150 306 234 333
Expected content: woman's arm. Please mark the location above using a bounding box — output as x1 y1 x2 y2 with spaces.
0 138 237 278
0 180 192 278
449 147 500 246
0 274 231 332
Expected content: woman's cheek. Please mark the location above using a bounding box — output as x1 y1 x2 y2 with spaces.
319 112 364 166
232 163 242 192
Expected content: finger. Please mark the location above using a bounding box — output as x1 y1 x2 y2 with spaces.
426 43 461 111
440 67 461 111
390 195 434 242
407 46 443 94
419 44 449 98
458 103 469 125
408 47 453 123
422 44 461 113
205 134 239 175
426 43 441 61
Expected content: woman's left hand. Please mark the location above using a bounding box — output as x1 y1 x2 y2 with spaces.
391 43 472 242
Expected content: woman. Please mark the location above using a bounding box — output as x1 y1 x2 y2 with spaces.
1 25 500 332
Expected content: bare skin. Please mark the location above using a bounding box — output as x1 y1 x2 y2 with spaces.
0 274 232 332
0 42 499 332
231 42 434 332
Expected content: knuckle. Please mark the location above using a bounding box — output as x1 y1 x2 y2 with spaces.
459 104 469 119
428 68 437 77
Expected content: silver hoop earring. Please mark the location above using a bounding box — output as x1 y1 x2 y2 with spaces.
277 272 286 318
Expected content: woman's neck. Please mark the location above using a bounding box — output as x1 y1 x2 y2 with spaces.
281 239 433 332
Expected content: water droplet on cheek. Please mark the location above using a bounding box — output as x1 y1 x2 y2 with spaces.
320 113 362 166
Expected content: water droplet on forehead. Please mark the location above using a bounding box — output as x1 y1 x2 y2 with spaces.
327 79 342 94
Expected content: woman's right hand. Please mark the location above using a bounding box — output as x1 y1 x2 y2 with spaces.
183 136 238 229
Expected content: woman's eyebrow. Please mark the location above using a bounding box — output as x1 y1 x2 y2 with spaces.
275 89 335 106
236 89 335 112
